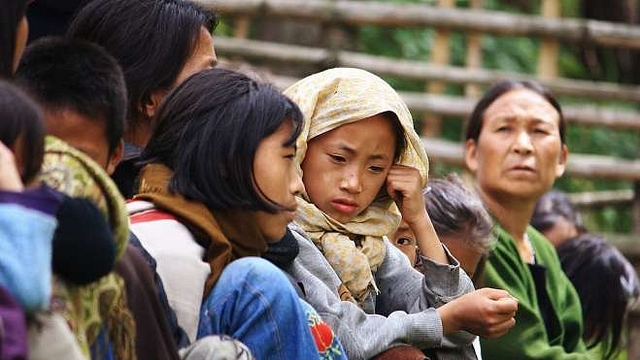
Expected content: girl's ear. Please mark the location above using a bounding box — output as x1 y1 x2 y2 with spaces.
142 89 168 119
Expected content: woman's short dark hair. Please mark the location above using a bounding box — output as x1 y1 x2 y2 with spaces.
141 68 304 213
0 80 45 184
465 80 566 144
531 190 586 235
1 0 29 78
557 233 640 359
67 0 217 127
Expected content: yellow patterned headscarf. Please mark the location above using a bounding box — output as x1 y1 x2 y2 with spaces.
38 136 135 360
284 68 429 306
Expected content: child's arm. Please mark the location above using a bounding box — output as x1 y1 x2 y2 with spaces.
386 165 448 264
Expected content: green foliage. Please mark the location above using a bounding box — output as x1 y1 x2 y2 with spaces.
355 0 640 233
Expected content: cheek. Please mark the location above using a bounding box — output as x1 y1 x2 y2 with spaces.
13 17 29 71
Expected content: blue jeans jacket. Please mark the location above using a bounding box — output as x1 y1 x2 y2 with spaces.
198 257 346 360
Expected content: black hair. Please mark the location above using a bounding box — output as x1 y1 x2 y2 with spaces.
67 0 218 128
0 80 45 184
382 111 408 163
15 37 127 155
1 0 29 77
557 233 640 359
531 189 586 235
425 174 493 286
465 80 566 144
141 68 304 212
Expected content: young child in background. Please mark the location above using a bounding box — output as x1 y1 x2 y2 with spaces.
390 174 493 287
390 174 494 359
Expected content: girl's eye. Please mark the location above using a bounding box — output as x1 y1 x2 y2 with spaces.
369 166 385 173
329 154 346 163
533 128 549 135
396 237 414 246
496 126 510 132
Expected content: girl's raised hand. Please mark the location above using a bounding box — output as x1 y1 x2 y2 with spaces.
385 164 427 225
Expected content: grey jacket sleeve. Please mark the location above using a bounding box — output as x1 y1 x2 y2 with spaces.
287 225 476 360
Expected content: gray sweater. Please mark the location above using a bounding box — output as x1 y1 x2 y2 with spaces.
286 223 477 360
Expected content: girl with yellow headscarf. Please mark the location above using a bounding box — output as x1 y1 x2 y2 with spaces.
283 68 519 360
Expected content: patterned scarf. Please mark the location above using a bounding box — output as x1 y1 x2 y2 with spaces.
283 68 429 306
38 136 136 360
134 163 269 298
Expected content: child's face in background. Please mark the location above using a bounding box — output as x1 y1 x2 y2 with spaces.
391 219 417 265
301 114 396 223
391 220 483 278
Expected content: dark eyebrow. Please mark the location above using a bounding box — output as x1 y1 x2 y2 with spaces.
338 144 356 155
337 144 390 161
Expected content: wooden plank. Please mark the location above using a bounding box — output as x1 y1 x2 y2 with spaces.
200 0 640 50
234 16 251 38
568 189 634 208
227 66 640 131
213 36 640 104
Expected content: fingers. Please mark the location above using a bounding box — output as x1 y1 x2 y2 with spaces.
493 296 519 315
478 317 517 339
386 165 426 218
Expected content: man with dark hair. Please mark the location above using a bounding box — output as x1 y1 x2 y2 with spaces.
15 36 126 175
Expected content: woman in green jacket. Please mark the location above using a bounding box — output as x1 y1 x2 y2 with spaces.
464 80 591 359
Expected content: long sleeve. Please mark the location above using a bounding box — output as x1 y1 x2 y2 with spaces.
288 224 476 360
0 204 56 312
480 225 591 360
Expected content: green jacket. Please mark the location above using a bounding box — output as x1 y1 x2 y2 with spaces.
480 224 591 359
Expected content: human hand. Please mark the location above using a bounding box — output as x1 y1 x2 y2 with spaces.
0 142 24 192
385 165 427 226
436 287 518 339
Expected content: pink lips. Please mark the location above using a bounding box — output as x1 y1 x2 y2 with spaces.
330 199 358 215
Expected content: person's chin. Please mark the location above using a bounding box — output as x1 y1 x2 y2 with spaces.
264 224 288 243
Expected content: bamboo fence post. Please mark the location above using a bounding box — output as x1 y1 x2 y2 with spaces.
465 0 483 98
234 16 251 39
422 0 454 137
537 0 560 80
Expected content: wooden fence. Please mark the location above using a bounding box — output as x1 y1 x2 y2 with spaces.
195 0 640 353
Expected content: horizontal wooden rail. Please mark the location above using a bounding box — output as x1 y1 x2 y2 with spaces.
422 138 640 181
200 0 640 50
218 57 640 132
569 189 634 208
214 36 640 107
